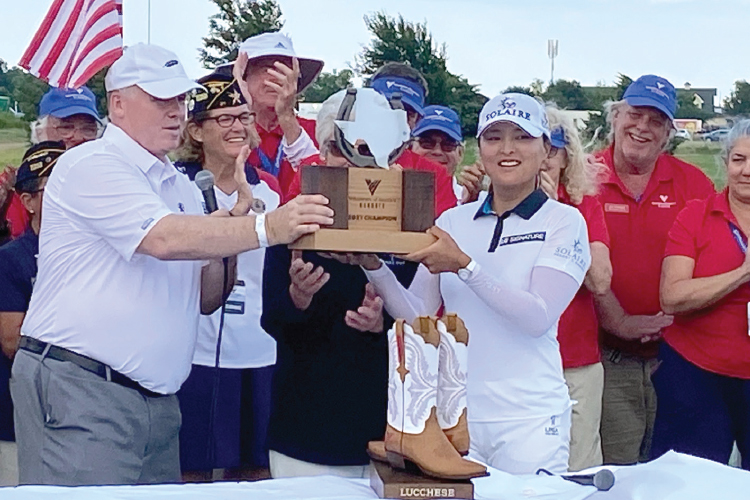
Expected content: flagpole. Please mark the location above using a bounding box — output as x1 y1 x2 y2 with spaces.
147 0 151 44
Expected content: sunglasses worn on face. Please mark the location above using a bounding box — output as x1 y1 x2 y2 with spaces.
327 141 372 158
417 137 460 153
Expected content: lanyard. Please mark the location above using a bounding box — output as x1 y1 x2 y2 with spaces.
729 222 748 255
257 141 285 177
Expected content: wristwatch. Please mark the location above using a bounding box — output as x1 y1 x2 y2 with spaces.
457 259 478 282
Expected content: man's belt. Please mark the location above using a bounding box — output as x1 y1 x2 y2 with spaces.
19 336 166 398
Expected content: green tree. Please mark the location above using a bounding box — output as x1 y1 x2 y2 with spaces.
675 92 714 121
724 80 750 115
6 68 48 121
542 79 590 110
301 69 353 103
502 85 534 96
614 73 633 100
199 0 284 69
357 12 486 136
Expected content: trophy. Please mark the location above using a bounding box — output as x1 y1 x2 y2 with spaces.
289 88 437 254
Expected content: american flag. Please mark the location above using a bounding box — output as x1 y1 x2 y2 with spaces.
20 0 124 89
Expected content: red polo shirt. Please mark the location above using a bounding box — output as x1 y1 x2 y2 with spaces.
558 190 610 368
285 149 458 217
663 191 750 379
248 117 317 198
594 145 714 358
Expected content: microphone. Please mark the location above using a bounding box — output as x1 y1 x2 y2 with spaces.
562 469 615 491
195 170 218 214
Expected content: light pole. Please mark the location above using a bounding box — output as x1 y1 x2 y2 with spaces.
548 39 558 86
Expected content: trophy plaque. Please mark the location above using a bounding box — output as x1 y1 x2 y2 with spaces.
289 165 437 254
370 460 474 500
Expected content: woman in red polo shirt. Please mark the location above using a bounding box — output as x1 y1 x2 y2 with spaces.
656 119 750 469
540 106 612 471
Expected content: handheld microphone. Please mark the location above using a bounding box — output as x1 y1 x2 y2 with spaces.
195 170 218 214
562 469 615 491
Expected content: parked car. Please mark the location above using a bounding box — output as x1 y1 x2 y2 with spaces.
675 129 692 140
703 129 730 142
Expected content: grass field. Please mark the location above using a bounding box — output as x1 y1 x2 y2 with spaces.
0 129 29 168
460 139 726 190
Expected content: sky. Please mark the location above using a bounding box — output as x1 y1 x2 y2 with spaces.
2 0 749 106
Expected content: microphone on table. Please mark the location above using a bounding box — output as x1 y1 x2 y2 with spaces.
195 170 218 214
562 469 615 491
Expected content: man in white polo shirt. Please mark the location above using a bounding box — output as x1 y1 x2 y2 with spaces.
10 44 333 486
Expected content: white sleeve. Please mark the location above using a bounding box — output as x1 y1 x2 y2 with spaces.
535 209 591 284
364 262 442 323
53 153 172 262
464 264 581 338
282 127 319 167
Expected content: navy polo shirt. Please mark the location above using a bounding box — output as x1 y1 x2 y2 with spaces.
0 229 39 441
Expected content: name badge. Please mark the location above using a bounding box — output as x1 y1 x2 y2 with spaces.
225 280 246 315
605 203 629 214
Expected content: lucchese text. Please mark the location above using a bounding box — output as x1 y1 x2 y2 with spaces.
398 487 456 498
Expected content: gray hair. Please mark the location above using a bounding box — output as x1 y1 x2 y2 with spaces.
29 115 51 144
604 99 674 151
722 119 750 163
315 90 348 158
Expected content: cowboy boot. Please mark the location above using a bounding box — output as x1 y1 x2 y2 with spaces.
369 318 487 480
437 313 470 456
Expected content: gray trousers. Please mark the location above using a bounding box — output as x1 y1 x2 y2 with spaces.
10 348 181 485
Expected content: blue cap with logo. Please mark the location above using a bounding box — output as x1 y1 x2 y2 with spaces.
623 75 676 121
550 127 567 148
412 105 463 142
476 93 550 139
39 86 101 123
371 75 426 116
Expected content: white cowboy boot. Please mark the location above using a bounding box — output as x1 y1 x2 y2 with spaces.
368 318 487 480
437 314 470 456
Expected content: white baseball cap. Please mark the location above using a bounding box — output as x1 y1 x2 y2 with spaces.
233 32 324 93
476 93 550 139
105 43 203 99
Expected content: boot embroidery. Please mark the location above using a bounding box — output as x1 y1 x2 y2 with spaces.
437 335 468 428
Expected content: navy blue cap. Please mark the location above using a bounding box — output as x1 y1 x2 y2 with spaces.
550 127 567 148
412 105 462 142
623 75 676 121
370 75 426 116
39 86 101 122
15 141 66 192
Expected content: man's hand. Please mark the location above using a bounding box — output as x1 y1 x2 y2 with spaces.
539 170 558 200
265 58 300 120
404 226 470 274
229 145 254 217
233 51 253 109
265 195 334 245
289 250 329 310
345 283 384 333
317 252 382 271
458 163 484 204
612 312 674 343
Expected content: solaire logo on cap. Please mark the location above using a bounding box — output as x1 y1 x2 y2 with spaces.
165 60 179 67
486 98 530 122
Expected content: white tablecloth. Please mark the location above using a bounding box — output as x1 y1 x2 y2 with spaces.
0 452 747 500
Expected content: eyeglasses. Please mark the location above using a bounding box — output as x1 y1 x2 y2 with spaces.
202 112 256 128
55 124 98 140
416 137 460 153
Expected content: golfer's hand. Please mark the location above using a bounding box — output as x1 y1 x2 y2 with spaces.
265 195 334 246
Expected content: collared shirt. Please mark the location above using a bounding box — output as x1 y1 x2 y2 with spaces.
248 117 318 198
557 190 611 368
594 145 714 358
21 124 204 394
663 190 750 379
437 189 589 420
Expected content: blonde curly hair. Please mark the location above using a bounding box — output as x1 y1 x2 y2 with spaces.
545 104 606 204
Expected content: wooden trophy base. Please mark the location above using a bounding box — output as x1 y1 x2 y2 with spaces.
289 229 436 254
370 460 474 500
